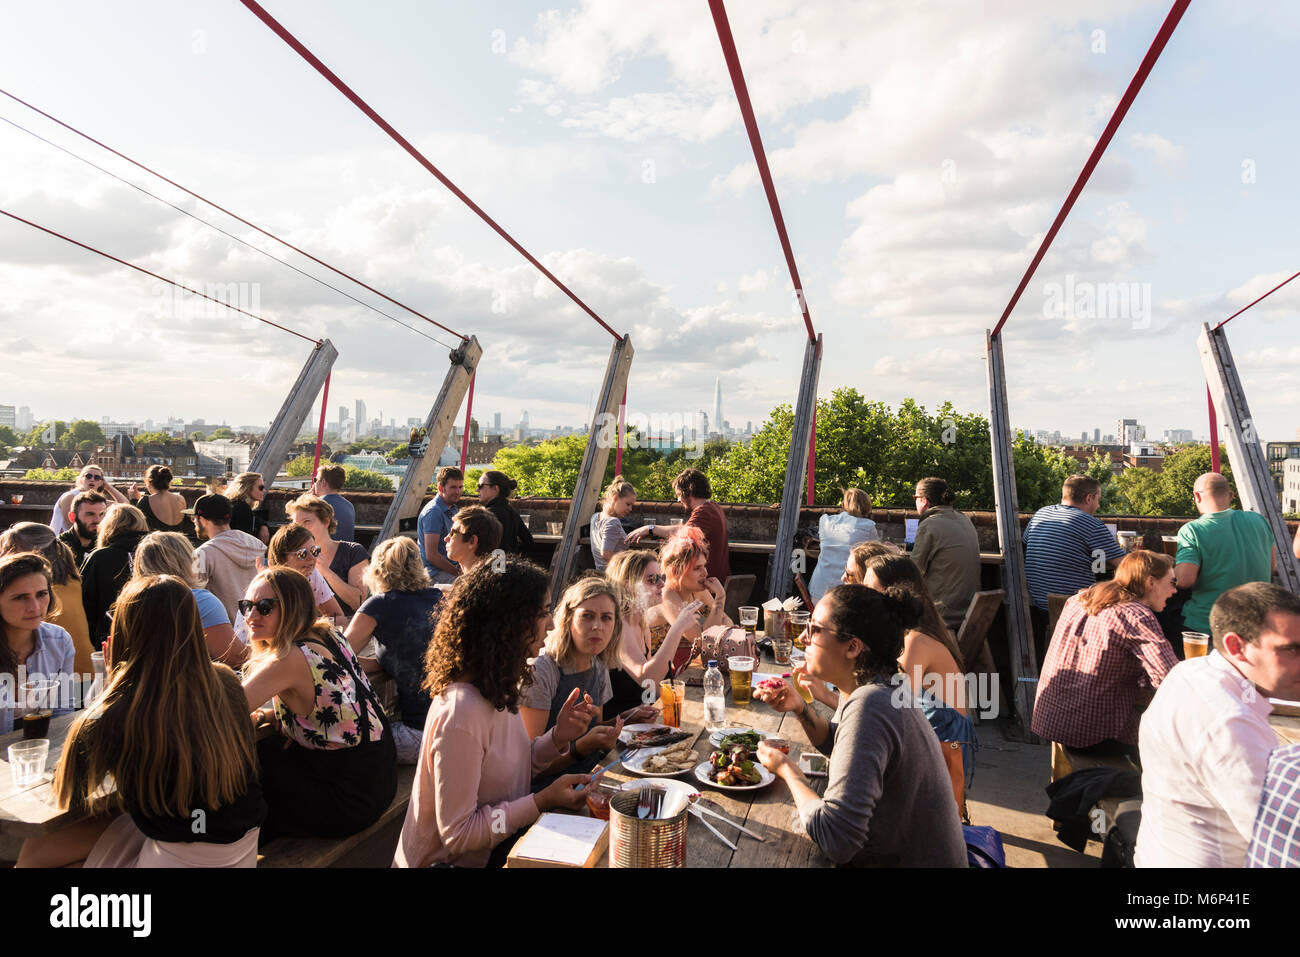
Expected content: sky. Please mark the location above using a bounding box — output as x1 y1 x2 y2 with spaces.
1 0 1297 443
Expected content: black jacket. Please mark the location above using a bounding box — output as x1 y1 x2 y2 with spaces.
485 497 533 555
80 530 148 644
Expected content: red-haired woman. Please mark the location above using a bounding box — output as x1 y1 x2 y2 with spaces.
1032 550 1180 764
647 526 730 646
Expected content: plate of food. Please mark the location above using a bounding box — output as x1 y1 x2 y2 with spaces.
708 727 776 750
622 739 699 777
695 744 775 791
618 724 692 749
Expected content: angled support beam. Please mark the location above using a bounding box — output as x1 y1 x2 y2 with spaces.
377 336 483 544
1197 323 1300 592
768 334 822 601
986 330 1039 738
250 338 338 480
548 335 634 603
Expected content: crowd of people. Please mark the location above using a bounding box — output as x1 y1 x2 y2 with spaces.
2 459 1299 870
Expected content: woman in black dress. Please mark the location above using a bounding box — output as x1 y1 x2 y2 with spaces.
226 472 270 545
474 470 533 555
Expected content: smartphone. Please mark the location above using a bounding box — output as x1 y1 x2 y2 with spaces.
799 752 829 777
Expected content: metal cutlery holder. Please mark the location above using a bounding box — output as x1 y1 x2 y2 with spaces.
609 790 688 868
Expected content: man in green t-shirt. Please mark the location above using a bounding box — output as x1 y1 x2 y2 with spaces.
1175 472 1275 635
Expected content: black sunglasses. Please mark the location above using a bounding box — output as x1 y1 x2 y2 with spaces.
238 598 280 617
290 545 322 560
644 574 666 585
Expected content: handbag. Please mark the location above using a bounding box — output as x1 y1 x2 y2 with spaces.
699 626 756 674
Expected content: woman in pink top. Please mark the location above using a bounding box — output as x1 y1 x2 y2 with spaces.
394 557 598 868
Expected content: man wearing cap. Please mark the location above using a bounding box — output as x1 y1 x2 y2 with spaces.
191 493 266 624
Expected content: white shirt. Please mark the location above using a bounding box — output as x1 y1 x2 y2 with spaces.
1135 650 1277 867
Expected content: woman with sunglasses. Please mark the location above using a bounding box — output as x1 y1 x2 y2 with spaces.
284 493 368 618
226 472 270 545
344 537 443 764
241 567 395 840
133 465 193 539
603 550 702 718
473 470 533 555
753 585 967 867
264 524 345 625
49 466 127 536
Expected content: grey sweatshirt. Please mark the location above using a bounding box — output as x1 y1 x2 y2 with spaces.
802 681 967 867
196 529 266 624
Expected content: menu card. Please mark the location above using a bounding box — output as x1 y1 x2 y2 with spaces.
506 813 608 868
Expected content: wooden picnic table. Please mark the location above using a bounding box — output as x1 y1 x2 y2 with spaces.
0 712 83 839
591 658 833 867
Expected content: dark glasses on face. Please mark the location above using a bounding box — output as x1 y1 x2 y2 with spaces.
238 598 280 617
88 475 103 482
644 574 666 585
256 485 266 491
291 546 321 560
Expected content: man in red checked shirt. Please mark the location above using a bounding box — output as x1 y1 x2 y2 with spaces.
627 468 730 581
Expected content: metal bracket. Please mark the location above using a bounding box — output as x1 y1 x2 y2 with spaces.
249 338 339 481
768 334 822 600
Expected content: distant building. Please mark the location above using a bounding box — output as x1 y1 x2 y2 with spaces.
91 435 197 480
1093 428 1100 443
355 400 367 439
16 406 33 431
1283 459 1300 514
1164 429 1194 444
1126 442 1165 473
1267 442 1300 491
0 405 14 429
194 439 255 477
38 449 88 471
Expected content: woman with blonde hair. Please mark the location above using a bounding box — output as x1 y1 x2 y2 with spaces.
808 487 880 603
49 464 127 536
0 552 76 735
241 566 395 839
226 471 270 544
344 537 442 764
650 526 731 643
284 492 369 617
263 523 345 625
132 531 243 666
590 475 636 571
0 523 93 675
1032 550 1179 763
16 575 265 868
134 464 192 538
80 503 149 644
521 576 656 775
603 549 702 718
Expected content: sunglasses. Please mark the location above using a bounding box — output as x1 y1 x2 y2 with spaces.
290 545 322 560
256 485 266 491
237 598 281 617
643 574 667 586
88 475 104 482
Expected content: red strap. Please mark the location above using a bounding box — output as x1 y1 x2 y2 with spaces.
239 0 619 342
0 208 317 343
991 0 1189 338
709 0 815 344
312 372 331 479
1215 269 1300 331
0 86 463 342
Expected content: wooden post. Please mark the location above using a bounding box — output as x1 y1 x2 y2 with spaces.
769 334 821 601
548 335 634 603
1198 323 1300 592
249 338 338 481
986 329 1040 738
376 337 483 544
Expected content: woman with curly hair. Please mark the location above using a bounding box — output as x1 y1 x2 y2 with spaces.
240 566 395 840
394 558 597 868
16 576 265 868
647 526 730 644
753 585 966 867
603 549 702 718
344 537 442 764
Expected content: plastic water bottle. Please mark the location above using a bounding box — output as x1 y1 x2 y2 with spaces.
703 660 726 730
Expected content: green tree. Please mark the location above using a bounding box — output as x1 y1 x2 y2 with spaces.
66 420 105 447
285 454 315 477
342 467 393 491
132 431 173 445
209 427 235 439
190 431 206 441
25 421 68 447
0 425 18 446
490 435 590 497
24 467 79 481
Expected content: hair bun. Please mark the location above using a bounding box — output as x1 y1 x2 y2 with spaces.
879 586 924 630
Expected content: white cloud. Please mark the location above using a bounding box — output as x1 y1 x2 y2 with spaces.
1130 132 1185 166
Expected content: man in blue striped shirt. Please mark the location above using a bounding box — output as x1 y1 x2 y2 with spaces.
1024 475 1124 663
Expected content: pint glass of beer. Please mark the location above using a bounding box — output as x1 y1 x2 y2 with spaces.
727 656 754 705
1182 632 1210 659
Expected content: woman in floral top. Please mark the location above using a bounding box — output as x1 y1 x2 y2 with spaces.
241 567 396 840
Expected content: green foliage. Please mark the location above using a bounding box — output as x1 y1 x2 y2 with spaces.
285 454 315 477
24 468 79 481
341 466 393 491
0 426 17 446
1109 445 1234 516
25 421 67 447
66 420 105 447
209 427 235 439
132 431 173 445
491 435 591 497
190 431 206 441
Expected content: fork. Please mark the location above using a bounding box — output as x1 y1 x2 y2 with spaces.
637 786 654 820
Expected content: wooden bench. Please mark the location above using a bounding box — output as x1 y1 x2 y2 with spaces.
1050 743 1141 842
256 764 416 868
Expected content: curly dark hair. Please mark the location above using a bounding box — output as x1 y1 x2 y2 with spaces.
422 556 549 712
821 584 923 684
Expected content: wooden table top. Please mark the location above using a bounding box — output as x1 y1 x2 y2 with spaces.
591 660 832 868
0 712 82 838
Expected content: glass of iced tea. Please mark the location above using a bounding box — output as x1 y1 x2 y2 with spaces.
660 679 685 727
727 656 754 705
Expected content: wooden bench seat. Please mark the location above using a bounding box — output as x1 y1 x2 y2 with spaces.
1050 743 1141 843
257 764 416 868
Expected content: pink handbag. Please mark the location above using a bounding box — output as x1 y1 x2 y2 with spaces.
700 626 756 674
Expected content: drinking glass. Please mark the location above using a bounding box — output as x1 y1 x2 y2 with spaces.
772 635 793 666
659 679 686 727
8 740 50 788
1182 632 1210 659
788 611 810 650
738 606 759 636
727 656 754 705
519 513 531 530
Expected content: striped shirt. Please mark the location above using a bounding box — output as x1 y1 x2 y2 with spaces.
1024 504 1124 610
1248 744 1300 868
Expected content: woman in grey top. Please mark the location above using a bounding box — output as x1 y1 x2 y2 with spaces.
754 585 967 867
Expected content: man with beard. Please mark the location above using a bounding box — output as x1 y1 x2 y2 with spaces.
58 490 107 570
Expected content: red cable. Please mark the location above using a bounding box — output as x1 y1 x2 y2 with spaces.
0 208 318 344
1214 269 1300 330
312 372 331 478
0 86 464 341
709 0 816 343
239 0 620 342
459 372 476 472
990 0 1189 338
